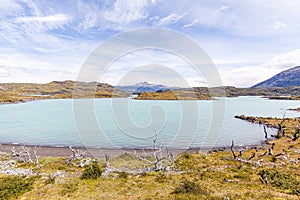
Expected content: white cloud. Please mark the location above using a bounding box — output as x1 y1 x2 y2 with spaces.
1 0 300 87
185 1 300 37
274 21 287 30
183 19 198 28
78 12 98 30
16 14 70 23
104 0 149 25
0 0 22 14
0 66 12 78
214 6 230 14
222 49 300 87
156 13 184 26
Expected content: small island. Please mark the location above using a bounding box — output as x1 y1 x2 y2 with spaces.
289 107 300 112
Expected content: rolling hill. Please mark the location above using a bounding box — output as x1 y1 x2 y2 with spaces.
0 81 129 103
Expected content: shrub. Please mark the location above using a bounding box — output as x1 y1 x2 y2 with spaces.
60 182 78 196
80 161 102 179
182 152 192 159
45 175 55 185
259 170 300 195
118 171 128 179
155 172 167 183
0 176 35 200
172 179 208 195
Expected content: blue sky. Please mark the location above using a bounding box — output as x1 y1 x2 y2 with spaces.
1 0 300 87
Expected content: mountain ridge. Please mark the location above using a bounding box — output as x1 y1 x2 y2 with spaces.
252 66 300 88
115 82 179 93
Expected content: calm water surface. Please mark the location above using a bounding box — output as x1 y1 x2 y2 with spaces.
0 97 299 148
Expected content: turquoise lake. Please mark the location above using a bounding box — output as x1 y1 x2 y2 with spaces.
0 96 299 149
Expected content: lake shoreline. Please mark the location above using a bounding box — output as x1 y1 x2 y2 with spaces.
0 142 264 158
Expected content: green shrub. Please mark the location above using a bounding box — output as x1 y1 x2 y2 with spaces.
259 170 300 195
60 182 78 196
118 171 128 179
80 161 102 179
0 176 35 200
182 152 192 159
172 179 208 195
155 172 167 183
45 175 55 185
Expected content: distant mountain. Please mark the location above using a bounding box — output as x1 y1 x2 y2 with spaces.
252 66 300 88
116 82 179 93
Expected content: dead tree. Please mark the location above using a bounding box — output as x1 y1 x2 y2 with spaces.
277 112 286 136
247 152 256 161
103 154 111 176
267 143 275 156
263 126 268 139
230 141 256 162
258 150 268 157
133 130 175 172
274 149 285 157
230 140 238 159
66 146 91 167
32 146 40 165
11 146 40 165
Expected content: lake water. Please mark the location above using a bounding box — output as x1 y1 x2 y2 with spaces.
0 97 299 149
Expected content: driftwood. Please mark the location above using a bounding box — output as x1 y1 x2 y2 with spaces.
277 112 286 136
230 140 256 163
104 130 175 175
263 126 268 139
230 140 238 159
11 146 40 165
132 130 175 171
66 146 93 167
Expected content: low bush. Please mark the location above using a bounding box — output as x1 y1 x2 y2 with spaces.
117 171 128 179
0 176 35 200
61 182 78 196
155 172 168 183
80 161 102 179
44 175 55 185
259 170 300 195
172 179 208 195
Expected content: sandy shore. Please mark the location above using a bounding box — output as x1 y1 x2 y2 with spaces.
0 143 218 158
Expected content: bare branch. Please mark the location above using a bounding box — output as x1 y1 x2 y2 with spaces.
247 152 256 161
263 126 268 139
230 140 238 159
258 150 268 157
125 130 175 172
67 146 86 167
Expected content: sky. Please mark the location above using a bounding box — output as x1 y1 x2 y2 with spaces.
1 0 300 87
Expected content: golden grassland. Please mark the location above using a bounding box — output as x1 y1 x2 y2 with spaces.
134 86 300 100
0 117 300 199
134 90 213 100
0 81 129 103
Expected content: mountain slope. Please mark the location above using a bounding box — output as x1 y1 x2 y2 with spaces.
115 82 178 93
252 66 300 88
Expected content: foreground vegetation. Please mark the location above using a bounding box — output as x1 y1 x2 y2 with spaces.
0 116 299 199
